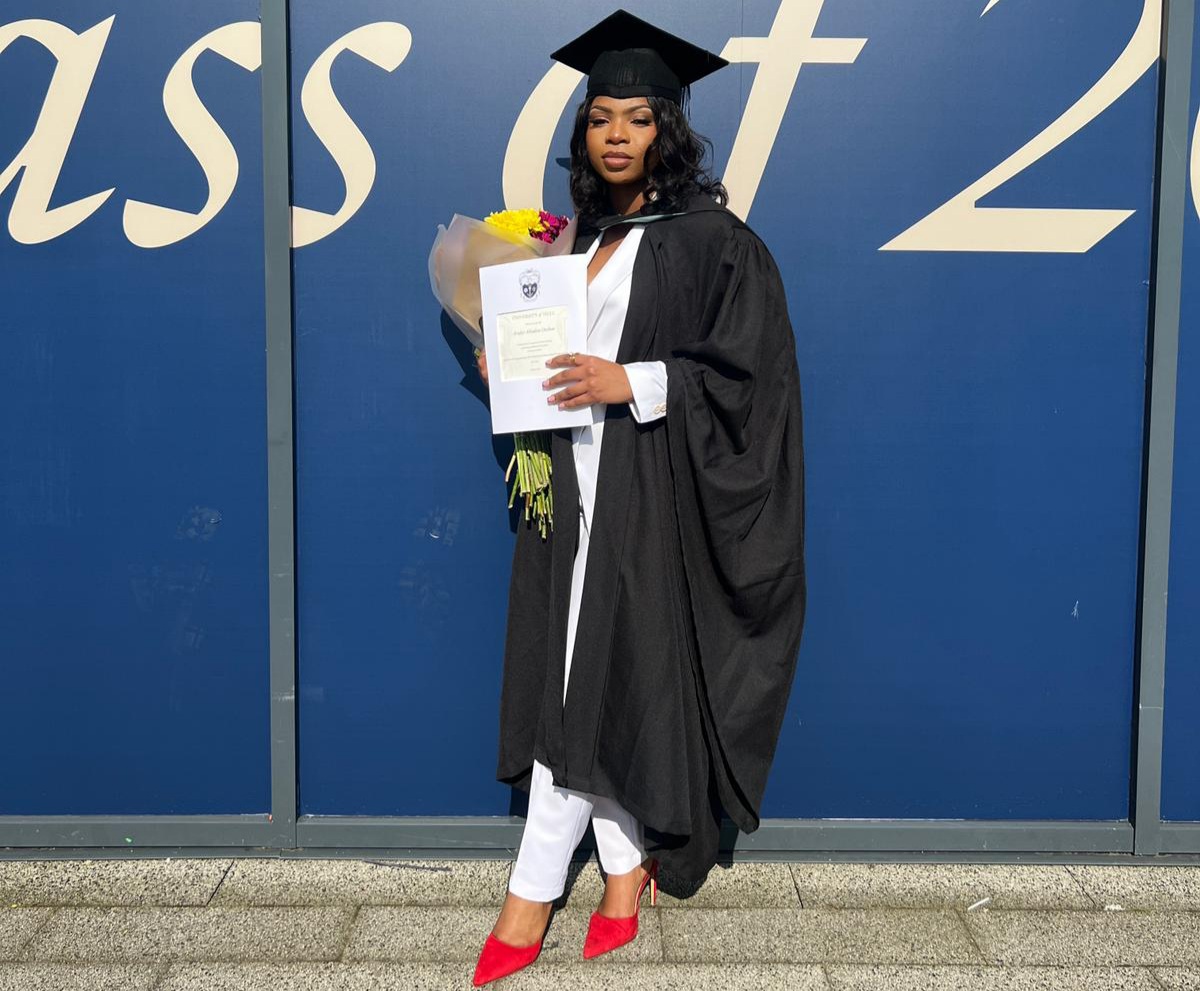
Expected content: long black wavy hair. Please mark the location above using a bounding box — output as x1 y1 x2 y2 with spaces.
568 93 728 228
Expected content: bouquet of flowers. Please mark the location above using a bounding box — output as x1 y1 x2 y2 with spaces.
428 208 573 539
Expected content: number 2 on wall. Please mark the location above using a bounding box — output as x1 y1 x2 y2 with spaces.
882 0 1161 253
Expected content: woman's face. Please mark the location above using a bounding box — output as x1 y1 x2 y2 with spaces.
585 96 659 187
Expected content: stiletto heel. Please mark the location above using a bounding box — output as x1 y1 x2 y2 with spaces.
582 857 659 960
472 910 551 986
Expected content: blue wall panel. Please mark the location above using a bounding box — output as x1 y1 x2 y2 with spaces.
291 1 1158 820
0 2 270 814
0 0 1168 829
1161 5 1200 824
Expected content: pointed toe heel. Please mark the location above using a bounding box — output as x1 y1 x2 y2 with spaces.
472 931 543 987
582 857 659 960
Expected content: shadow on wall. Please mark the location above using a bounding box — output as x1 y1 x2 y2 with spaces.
441 311 523 535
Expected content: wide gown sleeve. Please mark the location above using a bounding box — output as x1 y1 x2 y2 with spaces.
661 225 806 833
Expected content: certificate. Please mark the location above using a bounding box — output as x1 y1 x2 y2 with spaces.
480 254 592 434
497 305 568 382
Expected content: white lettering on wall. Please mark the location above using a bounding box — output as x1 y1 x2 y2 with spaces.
720 0 866 220
0 17 115 244
882 0 1159 252
1190 105 1199 223
502 62 582 215
123 22 261 249
0 4 1169 251
292 22 412 248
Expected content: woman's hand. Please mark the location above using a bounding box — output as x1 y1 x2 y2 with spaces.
475 347 489 387
543 353 633 409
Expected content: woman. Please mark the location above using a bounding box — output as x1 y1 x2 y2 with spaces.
471 9 806 986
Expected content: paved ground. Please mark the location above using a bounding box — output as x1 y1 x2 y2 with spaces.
2 857 1200 989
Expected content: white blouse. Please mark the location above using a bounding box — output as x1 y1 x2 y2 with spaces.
573 224 668 536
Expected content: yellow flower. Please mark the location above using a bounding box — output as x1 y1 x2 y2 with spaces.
484 208 544 238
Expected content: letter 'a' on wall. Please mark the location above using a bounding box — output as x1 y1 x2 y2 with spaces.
0 1 271 814
0 16 115 243
1160 7 1200 824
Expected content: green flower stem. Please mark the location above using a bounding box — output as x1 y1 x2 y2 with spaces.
505 431 553 539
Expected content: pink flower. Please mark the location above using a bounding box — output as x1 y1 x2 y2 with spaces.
534 211 570 243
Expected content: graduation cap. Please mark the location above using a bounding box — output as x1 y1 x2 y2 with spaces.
550 8 729 105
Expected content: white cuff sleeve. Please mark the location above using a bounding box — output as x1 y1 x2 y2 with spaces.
624 360 668 423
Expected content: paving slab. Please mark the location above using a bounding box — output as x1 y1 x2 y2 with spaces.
210 857 512 907
157 961 476 991
0 962 164 991
18 906 353 963
0 908 53 960
1153 968 1200 990
0 859 229 907
824 964 1163 990
1068 865 1200 911
551 859 801 910
656 862 802 908
660 907 980 965
497 961 829 990
964 909 1200 966
6 858 1200 983
343 905 662 964
155 961 831 991
791 863 1093 910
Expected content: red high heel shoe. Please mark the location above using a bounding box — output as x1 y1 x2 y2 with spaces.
471 919 548 987
582 857 659 960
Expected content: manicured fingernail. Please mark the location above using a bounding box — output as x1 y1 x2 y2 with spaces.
547 396 555 404
541 379 548 387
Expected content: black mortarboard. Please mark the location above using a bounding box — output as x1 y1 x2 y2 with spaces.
550 8 728 105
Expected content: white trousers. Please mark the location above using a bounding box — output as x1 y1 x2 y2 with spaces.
507 511 646 902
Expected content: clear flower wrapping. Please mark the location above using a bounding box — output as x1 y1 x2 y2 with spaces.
428 212 571 350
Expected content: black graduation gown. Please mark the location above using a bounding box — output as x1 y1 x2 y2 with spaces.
495 191 806 891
